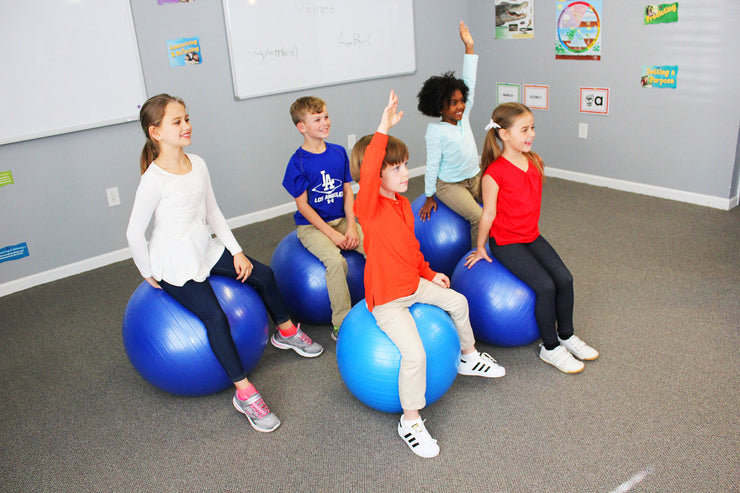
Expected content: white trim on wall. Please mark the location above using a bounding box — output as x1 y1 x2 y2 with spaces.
545 168 736 211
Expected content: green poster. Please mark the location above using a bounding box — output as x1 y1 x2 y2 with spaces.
0 171 13 187
644 3 678 24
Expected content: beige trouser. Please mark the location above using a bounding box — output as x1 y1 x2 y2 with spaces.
435 176 482 246
371 278 476 411
297 218 366 327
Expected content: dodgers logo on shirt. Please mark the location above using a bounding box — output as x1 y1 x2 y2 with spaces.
312 170 344 204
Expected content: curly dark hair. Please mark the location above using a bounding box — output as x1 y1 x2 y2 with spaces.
417 71 469 117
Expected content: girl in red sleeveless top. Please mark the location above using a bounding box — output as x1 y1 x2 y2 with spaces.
465 103 599 374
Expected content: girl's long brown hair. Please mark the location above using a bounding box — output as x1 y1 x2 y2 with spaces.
478 103 544 196
138 94 186 174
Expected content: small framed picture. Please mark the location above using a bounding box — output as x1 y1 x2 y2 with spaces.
497 83 521 104
523 84 549 110
579 87 609 115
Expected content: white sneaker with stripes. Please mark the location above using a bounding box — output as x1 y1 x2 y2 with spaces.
457 351 506 378
397 416 439 458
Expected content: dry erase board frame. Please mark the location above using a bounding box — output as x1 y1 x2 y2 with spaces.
0 0 146 146
222 0 416 100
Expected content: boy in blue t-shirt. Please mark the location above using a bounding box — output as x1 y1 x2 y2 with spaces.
282 96 365 340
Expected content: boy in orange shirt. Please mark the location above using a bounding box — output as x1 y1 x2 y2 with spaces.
350 90 505 459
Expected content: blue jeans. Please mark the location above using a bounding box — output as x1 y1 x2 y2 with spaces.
489 235 574 349
159 248 290 382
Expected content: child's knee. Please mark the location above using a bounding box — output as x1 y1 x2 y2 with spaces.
323 253 348 274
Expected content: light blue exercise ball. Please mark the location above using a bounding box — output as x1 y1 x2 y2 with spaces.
336 301 460 413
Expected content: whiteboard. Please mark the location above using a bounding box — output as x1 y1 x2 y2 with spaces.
222 0 416 100
0 0 146 145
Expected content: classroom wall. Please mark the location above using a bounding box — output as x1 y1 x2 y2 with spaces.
466 0 740 206
1 0 738 296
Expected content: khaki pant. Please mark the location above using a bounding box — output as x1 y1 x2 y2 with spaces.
297 218 366 327
435 176 482 245
371 278 476 411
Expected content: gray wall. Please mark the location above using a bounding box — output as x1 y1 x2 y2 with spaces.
1 0 738 294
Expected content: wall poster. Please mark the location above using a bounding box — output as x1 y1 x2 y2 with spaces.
555 0 602 60
495 1 535 39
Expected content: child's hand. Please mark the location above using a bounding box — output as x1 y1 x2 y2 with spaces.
377 90 404 134
419 197 438 221
145 277 162 289
233 252 253 282
464 247 491 269
431 272 450 288
459 20 474 54
342 227 361 250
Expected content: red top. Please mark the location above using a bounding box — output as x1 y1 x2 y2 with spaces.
354 132 436 311
484 155 542 245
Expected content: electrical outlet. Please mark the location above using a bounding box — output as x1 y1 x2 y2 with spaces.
347 133 356 150
578 123 588 139
106 187 121 207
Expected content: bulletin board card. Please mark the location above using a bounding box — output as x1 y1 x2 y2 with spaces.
222 0 417 100
0 0 147 145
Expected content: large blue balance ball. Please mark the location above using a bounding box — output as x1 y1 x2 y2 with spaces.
270 230 365 325
411 194 473 277
450 252 539 347
336 301 460 413
122 276 270 396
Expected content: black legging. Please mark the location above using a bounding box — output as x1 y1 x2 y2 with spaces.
159 248 290 382
489 235 574 349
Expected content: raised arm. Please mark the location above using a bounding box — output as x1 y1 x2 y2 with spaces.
460 20 474 55
376 90 404 135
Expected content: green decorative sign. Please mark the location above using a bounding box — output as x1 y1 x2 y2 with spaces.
644 3 678 24
0 170 13 187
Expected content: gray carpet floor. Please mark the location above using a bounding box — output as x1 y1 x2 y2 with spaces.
1 176 738 492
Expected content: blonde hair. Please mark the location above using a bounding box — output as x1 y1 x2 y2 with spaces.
479 103 544 193
289 96 327 125
349 134 409 182
138 94 186 174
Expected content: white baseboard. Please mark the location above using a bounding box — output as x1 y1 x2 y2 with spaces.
1 164 732 298
545 167 736 211
0 248 132 298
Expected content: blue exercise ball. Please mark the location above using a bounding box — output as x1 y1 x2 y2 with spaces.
411 194 474 277
336 301 460 413
122 275 270 396
270 230 365 325
450 251 539 347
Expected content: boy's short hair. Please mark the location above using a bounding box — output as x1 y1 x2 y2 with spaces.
350 134 409 182
290 96 327 125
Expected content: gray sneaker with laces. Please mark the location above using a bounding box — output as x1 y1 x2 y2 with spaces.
232 392 281 432
270 326 323 357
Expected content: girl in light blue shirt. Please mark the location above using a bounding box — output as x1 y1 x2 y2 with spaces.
416 21 482 243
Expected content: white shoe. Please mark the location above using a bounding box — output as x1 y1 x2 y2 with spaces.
539 345 584 374
458 351 506 378
559 335 599 361
397 416 440 458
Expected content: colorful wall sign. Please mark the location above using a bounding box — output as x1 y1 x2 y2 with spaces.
644 3 679 24
495 0 535 39
641 65 678 88
167 37 202 67
556 0 602 61
0 242 29 264
0 170 13 187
